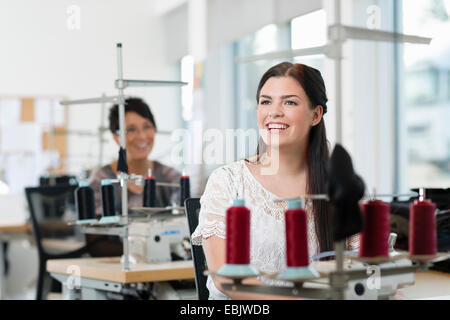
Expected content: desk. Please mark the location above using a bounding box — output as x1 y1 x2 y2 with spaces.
0 223 32 299
41 238 86 254
399 270 450 299
47 257 195 299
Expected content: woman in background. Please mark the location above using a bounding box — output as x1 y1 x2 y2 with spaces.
192 62 359 299
87 97 181 256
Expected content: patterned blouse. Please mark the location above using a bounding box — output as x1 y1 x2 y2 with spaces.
192 160 359 300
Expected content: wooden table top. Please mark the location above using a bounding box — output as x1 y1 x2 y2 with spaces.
42 238 86 253
0 223 32 233
47 257 195 284
399 270 450 299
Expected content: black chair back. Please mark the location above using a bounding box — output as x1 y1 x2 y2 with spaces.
25 184 89 300
184 198 209 300
25 185 78 256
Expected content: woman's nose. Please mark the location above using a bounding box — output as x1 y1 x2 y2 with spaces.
268 102 284 118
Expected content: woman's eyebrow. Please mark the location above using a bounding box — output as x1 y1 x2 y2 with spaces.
281 95 301 99
260 94 301 99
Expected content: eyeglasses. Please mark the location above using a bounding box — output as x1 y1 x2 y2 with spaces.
116 124 155 137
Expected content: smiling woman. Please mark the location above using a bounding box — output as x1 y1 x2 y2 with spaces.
192 62 359 300
86 97 181 257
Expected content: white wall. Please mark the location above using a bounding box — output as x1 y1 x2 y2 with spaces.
0 0 181 176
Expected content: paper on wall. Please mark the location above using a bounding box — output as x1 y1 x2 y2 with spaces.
0 123 42 153
1 151 60 196
0 98 22 126
3 154 39 195
34 98 52 126
34 99 65 127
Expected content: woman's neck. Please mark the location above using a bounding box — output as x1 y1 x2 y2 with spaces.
260 144 308 177
112 159 153 176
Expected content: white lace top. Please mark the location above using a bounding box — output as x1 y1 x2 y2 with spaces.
192 160 359 299
192 160 324 300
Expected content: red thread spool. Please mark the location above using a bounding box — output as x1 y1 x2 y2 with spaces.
285 200 309 267
225 199 251 265
409 198 437 256
359 200 390 258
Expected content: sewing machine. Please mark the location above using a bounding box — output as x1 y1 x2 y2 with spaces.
313 256 415 300
339 234 415 300
220 232 439 300
128 215 191 264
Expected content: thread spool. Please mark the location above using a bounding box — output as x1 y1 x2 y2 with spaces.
101 179 116 216
216 199 258 277
180 174 190 207
359 200 390 258
277 200 319 280
75 181 96 220
285 200 309 267
409 188 437 256
226 199 251 264
143 169 156 207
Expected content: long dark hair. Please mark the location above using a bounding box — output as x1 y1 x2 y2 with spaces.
252 62 333 253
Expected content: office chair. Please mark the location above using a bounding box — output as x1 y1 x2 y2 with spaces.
25 185 91 300
184 198 209 300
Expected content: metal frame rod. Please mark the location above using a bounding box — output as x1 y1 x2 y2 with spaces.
115 79 187 88
233 25 431 64
333 240 346 299
334 0 343 144
99 93 106 167
59 95 125 105
234 45 329 64
328 24 431 44
116 43 130 271
60 43 189 272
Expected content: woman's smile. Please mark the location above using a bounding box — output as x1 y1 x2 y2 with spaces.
265 121 291 134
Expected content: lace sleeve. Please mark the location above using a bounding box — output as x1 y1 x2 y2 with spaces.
191 166 234 246
346 233 360 251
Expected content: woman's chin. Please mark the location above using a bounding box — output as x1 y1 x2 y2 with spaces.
260 138 290 148
129 150 151 160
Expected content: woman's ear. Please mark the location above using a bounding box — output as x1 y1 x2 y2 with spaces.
312 105 324 126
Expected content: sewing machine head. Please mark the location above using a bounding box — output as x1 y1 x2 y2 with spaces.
340 233 415 300
129 215 191 264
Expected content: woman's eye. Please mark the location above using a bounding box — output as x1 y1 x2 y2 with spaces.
260 100 271 105
284 100 297 106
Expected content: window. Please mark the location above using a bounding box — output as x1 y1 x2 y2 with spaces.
232 11 328 160
234 23 290 160
401 0 450 188
405 66 439 106
291 9 327 71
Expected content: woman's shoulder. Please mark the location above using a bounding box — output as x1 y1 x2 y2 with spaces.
88 164 115 184
153 161 181 182
208 159 247 181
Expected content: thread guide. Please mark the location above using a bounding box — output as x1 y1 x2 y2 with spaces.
62 43 187 271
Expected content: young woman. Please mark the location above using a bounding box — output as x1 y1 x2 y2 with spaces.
87 97 181 256
192 62 359 299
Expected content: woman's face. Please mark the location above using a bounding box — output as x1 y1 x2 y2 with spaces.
114 111 155 161
257 76 322 150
